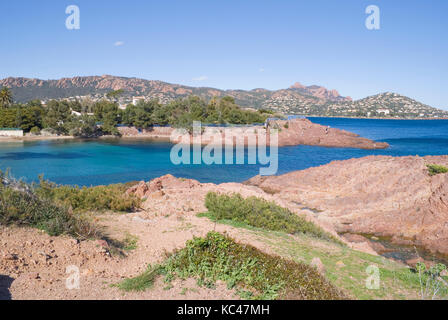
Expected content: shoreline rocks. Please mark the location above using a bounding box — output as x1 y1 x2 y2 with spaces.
0 118 387 150
246 155 448 257
118 118 388 150
126 155 448 258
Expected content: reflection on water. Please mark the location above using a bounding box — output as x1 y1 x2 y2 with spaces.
350 233 448 266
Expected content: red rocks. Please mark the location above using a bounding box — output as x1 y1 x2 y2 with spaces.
247 155 448 256
289 82 351 102
126 181 149 198
274 119 388 149
125 118 387 150
126 174 201 201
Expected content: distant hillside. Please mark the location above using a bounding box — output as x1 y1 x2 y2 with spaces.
270 92 448 118
1 75 447 119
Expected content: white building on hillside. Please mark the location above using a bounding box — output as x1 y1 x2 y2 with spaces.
132 96 145 106
377 109 390 115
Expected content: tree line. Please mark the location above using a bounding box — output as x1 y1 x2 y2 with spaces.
0 87 272 137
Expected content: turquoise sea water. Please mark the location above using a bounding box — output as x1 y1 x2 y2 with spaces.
0 117 447 186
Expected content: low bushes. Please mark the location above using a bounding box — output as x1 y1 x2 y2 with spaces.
0 174 98 238
427 164 448 176
118 232 344 300
203 192 339 243
35 177 141 213
0 172 140 242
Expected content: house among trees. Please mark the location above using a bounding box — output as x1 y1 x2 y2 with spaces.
132 96 145 106
0 128 24 137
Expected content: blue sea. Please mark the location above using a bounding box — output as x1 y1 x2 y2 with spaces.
0 117 447 186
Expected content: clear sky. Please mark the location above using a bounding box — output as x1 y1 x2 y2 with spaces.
1 0 447 109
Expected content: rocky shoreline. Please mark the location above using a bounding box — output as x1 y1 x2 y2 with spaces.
1 118 388 149
246 155 448 257
124 155 448 259
117 118 389 149
2 154 448 300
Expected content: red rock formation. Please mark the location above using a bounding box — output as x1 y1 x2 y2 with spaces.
246 155 448 256
119 119 387 150
273 119 388 149
289 82 351 102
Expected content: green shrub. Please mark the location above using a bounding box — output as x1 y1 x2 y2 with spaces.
30 126 41 135
35 177 141 213
120 232 344 300
415 262 448 300
116 264 160 292
204 192 339 243
284 122 289 129
427 164 448 176
258 109 274 115
0 173 98 238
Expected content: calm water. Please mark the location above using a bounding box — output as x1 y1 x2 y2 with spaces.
0 117 447 186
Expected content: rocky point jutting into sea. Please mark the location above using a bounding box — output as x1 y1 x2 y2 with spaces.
117 118 389 149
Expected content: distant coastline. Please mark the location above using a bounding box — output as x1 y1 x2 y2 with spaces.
1 115 446 145
306 115 448 120
0 118 388 150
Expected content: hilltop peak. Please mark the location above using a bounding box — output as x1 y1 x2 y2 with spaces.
288 82 351 102
290 82 306 89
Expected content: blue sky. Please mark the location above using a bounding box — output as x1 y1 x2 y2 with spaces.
1 0 447 109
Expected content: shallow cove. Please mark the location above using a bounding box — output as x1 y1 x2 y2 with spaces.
0 117 447 186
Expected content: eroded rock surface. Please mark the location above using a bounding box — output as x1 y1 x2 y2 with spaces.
246 155 448 256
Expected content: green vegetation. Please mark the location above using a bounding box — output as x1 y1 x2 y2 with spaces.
0 172 98 238
0 100 44 132
0 87 13 108
0 87 269 135
30 126 41 135
203 192 340 243
427 164 448 176
118 231 344 300
123 96 269 132
116 264 160 292
122 232 139 251
258 228 448 300
0 171 140 248
415 262 448 300
106 89 124 100
257 108 274 114
35 177 141 213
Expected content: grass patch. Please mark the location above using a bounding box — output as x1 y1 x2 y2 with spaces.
203 192 340 243
256 230 448 300
122 233 138 251
35 176 141 213
427 164 448 176
116 264 161 291
118 231 345 300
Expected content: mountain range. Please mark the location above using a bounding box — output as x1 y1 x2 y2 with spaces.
1 75 447 118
